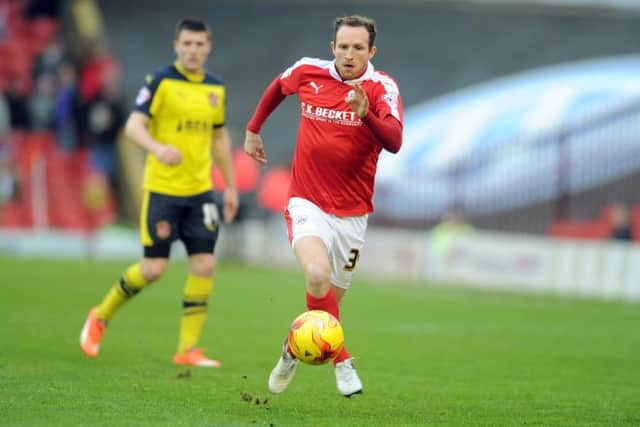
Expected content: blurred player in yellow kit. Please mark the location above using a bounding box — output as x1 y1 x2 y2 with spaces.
80 17 238 367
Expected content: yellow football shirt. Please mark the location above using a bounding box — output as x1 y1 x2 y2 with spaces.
134 62 226 196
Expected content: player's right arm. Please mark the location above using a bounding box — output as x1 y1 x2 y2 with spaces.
128 69 183 166
244 130 267 165
245 74 290 165
124 112 182 166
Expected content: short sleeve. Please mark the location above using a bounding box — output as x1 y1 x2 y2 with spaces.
133 72 162 117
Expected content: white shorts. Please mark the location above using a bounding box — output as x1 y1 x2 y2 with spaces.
285 197 368 289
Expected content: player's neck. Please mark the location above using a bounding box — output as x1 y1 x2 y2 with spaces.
174 61 205 82
333 62 369 82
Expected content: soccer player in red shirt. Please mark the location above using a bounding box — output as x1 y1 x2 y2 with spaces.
245 15 403 397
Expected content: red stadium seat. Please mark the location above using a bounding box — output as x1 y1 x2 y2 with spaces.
257 166 290 214
211 149 261 193
546 219 609 240
29 17 59 53
0 200 32 228
233 150 260 193
545 204 635 241
6 1 27 24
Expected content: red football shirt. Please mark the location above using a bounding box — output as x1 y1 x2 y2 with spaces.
279 57 403 217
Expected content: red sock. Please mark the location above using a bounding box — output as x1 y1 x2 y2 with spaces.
306 288 339 318
306 288 351 365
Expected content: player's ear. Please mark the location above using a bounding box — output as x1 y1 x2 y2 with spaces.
330 40 336 55
368 45 377 60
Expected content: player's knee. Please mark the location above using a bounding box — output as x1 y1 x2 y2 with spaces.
141 259 168 282
189 254 215 277
305 263 331 293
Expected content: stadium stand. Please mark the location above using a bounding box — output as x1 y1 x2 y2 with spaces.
547 203 640 241
0 0 117 231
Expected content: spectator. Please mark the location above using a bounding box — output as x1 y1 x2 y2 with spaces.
609 202 632 241
0 0 7 41
0 91 9 136
0 146 18 206
431 209 474 258
32 37 66 80
28 72 56 130
52 61 80 152
78 38 119 105
86 69 124 175
0 93 17 209
85 66 125 213
6 77 30 129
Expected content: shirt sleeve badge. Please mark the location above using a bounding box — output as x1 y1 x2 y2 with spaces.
135 87 151 106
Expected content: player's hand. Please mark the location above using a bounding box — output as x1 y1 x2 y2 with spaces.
345 84 369 118
222 187 239 223
153 144 183 166
244 130 268 165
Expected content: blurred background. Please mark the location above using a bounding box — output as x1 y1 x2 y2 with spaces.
1 0 640 300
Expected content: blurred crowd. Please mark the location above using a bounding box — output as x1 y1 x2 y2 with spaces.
0 0 124 220
0 1 293 230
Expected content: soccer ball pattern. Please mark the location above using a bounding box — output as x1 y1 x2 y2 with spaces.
288 310 344 365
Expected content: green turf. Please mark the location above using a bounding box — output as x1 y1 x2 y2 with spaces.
1 257 639 426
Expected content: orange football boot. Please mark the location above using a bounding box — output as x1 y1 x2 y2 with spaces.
80 308 106 358
173 347 221 368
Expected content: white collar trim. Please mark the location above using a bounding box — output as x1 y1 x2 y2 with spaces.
329 60 375 83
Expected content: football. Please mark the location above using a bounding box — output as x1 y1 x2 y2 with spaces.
288 310 344 365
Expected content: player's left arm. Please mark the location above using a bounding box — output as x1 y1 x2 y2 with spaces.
346 84 403 153
212 126 239 223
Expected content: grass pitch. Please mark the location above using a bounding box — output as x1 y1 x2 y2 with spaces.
1 257 639 426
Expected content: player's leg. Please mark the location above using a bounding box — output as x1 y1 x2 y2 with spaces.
295 235 340 319
292 215 358 369
331 281 360 393
173 191 221 367
328 284 350 365
95 258 168 321
287 198 337 320
268 198 333 393
80 190 176 358
267 337 299 394
294 235 366 397
328 214 367 396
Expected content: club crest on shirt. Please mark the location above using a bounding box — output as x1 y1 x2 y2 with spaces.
208 92 219 107
156 220 171 239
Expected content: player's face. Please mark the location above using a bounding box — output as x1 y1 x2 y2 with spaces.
174 29 211 74
331 25 376 81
